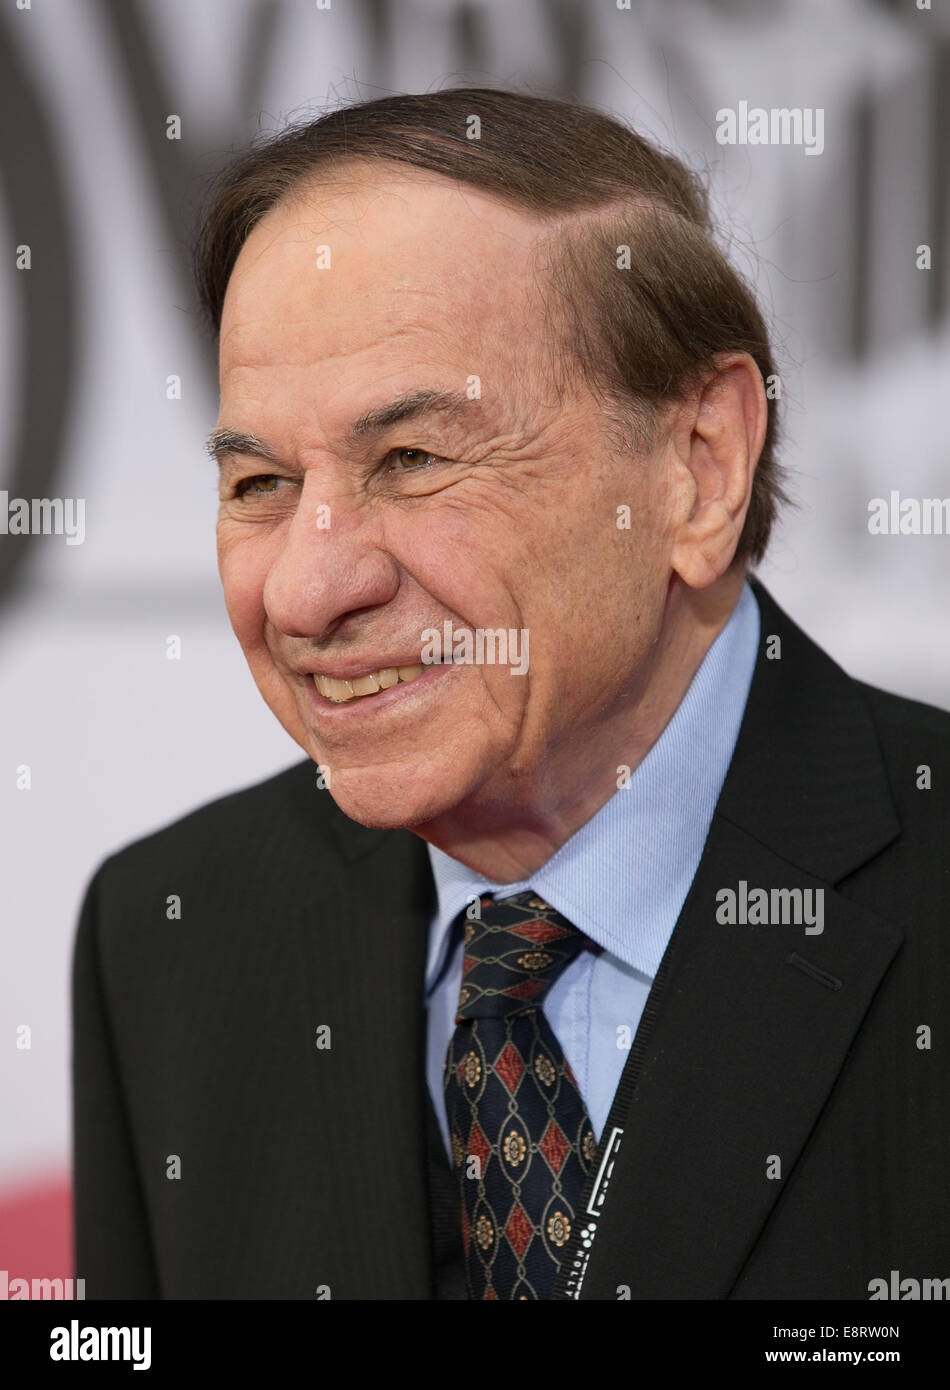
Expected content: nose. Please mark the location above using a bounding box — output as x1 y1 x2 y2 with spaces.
262 470 399 639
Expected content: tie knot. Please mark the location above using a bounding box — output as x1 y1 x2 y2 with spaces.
454 889 588 1021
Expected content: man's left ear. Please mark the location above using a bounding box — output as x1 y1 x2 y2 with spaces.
669 352 768 588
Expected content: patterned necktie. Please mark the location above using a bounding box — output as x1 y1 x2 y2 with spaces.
443 890 598 1300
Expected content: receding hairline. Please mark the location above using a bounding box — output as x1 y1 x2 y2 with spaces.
239 151 692 250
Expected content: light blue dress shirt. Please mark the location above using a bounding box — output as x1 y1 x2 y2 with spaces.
424 581 761 1159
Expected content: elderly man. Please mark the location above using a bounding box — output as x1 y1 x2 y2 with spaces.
73 89 949 1301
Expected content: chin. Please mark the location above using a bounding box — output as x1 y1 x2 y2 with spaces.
323 763 470 832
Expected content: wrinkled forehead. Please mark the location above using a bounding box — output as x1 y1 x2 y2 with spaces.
218 164 558 378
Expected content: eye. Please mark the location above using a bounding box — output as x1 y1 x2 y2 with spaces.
386 447 443 472
233 474 294 498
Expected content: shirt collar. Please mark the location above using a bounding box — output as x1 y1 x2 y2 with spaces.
424 580 761 991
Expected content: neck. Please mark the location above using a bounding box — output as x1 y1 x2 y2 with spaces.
413 568 748 883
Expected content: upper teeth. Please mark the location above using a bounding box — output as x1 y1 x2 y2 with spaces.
314 665 425 703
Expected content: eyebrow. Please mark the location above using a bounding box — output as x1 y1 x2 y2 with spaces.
206 388 479 465
205 428 281 466
349 388 474 438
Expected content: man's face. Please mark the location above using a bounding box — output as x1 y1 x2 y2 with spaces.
215 165 680 834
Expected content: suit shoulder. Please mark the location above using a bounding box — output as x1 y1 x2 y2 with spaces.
856 678 950 819
90 758 328 897
857 679 950 748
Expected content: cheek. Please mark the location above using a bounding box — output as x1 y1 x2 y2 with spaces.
538 520 662 689
217 527 271 651
385 510 518 623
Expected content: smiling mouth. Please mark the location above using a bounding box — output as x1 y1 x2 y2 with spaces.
313 664 427 704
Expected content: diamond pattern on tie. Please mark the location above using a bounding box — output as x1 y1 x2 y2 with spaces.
443 891 599 1300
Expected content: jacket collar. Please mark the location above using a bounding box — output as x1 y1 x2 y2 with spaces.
718 578 899 881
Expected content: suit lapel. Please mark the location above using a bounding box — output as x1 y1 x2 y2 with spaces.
568 582 905 1299
572 818 902 1298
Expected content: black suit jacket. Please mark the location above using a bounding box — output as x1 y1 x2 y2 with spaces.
71 582 950 1298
